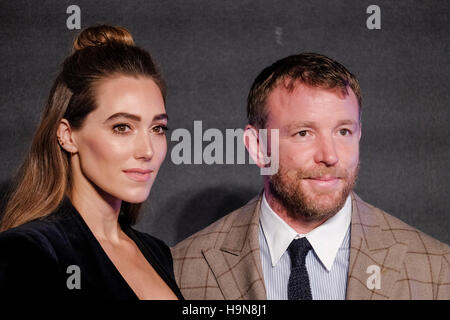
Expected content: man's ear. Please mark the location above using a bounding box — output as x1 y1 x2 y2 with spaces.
57 119 78 154
358 121 362 142
243 124 266 169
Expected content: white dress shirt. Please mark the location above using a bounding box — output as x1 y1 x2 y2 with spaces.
259 192 351 299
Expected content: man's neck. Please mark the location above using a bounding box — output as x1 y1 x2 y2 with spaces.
263 187 328 235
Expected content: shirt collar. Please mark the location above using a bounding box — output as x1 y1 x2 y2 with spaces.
259 192 351 271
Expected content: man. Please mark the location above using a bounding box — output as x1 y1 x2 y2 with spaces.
171 53 449 300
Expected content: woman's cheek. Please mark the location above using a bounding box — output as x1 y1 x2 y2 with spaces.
154 137 168 165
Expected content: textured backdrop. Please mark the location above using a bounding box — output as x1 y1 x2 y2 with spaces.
0 1 448 245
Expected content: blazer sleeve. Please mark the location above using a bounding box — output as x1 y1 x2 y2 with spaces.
436 249 450 299
0 230 62 298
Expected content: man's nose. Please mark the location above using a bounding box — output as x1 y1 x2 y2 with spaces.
314 136 338 166
134 132 154 160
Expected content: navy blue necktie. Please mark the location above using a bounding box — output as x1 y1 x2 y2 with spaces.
287 237 313 300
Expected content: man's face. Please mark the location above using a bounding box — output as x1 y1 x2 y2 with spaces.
265 82 361 222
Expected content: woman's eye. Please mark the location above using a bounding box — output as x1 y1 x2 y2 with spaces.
339 129 351 136
113 124 131 134
152 125 168 134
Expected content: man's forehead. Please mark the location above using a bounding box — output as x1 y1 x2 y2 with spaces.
265 83 360 128
270 81 352 101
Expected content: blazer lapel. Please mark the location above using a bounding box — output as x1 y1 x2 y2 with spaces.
346 192 408 300
201 192 408 300
202 195 267 300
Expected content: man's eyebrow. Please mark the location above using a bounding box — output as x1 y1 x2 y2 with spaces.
285 119 358 132
288 121 317 129
104 112 168 123
336 119 358 127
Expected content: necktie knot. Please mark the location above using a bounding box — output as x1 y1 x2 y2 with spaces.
288 237 312 268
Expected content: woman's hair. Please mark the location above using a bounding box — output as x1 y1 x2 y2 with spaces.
0 25 165 231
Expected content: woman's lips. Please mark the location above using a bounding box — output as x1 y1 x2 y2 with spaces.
123 169 153 182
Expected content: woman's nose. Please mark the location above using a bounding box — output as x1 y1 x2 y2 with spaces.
134 133 154 160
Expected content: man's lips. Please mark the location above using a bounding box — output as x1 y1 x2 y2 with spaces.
305 176 341 188
308 176 340 181
123 169 153 182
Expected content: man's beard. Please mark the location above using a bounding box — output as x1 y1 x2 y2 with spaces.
269 162 359 222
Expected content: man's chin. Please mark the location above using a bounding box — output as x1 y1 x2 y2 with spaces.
296 188 349 220
307 188 343 202
269 168 358 222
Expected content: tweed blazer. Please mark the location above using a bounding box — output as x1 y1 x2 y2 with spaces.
171 192 449 300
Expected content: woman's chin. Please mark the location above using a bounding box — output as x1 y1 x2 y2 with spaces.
118 190 151 204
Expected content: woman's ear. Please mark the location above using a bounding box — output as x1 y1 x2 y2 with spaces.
57 119 78 153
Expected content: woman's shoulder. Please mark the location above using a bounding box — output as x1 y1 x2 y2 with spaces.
0 219 66 298
0 202 75 258
0 218 61 259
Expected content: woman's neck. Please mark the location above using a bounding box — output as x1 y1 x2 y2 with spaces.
70 167 124 244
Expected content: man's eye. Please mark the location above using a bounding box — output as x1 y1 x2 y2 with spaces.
339 129 351 136
298 130 308 137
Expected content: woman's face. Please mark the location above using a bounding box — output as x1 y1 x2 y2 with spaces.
69 75 168 204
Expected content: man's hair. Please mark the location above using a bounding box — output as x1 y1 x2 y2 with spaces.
247 52 362 128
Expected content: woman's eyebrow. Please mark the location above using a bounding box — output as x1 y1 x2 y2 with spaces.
153 113 168 122
104 112 141 123
103 112 168 123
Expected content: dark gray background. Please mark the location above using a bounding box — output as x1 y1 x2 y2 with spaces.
0 1 448 246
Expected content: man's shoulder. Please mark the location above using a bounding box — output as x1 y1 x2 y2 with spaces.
354 193 449 255
171 195 261 257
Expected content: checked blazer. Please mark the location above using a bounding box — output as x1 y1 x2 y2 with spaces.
171 192 449 300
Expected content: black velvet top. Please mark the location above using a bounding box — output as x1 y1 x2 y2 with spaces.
0 197 183 300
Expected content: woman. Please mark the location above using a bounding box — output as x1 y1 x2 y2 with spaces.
0 25 183 300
